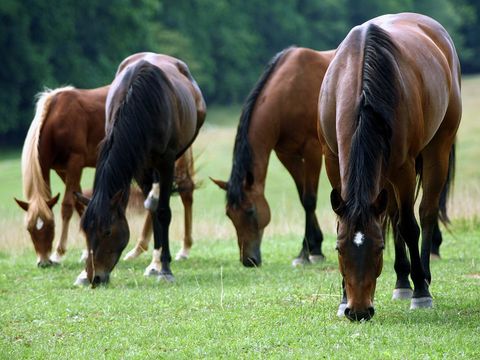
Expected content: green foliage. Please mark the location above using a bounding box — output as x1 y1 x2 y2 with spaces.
1 0 479 142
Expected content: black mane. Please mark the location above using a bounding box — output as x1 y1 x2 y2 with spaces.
82 60 174 231
227 46 295 207
345 24 398 226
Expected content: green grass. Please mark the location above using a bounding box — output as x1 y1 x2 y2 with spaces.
1 80 480 359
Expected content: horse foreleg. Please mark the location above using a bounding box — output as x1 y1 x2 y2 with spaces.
393 162 432 309
276 147 324 266
51 162 83 263
124 212 152 261
388 185 413 300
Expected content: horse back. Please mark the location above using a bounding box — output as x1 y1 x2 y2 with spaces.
248 47 334 152
40 86 109 170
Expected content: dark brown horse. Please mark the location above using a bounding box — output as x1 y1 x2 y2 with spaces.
212 47 334 267
318 13 461 320
15 85 196 268
79 52 205 286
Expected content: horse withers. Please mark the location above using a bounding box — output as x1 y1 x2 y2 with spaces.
318 13 461 320
79 53 206 286
212 47 334 267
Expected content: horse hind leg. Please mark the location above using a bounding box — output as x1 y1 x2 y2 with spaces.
175 180 193 261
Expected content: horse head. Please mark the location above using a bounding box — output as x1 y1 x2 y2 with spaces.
331 188 387 321
211 177 270 267
14 193 60 267
77 191 130 287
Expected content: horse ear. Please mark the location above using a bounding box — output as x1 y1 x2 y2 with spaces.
14 198 29 211
330 189 345 216
47 193 60 209
74 192 90 207
210 177 228 191
372 189 388 216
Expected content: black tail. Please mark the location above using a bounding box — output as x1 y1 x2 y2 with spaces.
227 46 295 207
439 143 455 225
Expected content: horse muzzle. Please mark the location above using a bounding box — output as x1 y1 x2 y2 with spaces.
344 306 375 321
91 271 110 287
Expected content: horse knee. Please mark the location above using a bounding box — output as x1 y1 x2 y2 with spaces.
302 194 317 212
61 203 74 219
157 208 172 223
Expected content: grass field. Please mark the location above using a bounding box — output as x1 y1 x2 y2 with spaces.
0 77 479 359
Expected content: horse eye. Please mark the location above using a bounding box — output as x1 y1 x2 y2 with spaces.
104 229 112 237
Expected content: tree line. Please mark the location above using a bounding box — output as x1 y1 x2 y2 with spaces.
0 0 478 144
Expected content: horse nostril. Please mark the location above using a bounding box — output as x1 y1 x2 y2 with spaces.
344 307 351 317
37 259 53 268
242 256 261 267
368 306 375 318
93 275 101 285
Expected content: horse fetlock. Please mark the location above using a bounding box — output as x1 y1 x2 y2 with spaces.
392 287 413 300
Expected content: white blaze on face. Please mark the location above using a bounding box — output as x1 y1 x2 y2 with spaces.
353 232 365 247
36 217 44 230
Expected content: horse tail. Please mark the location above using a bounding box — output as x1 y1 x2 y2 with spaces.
439 143 455 225
227 46 295 207
346 24 398 224
21 86 74 205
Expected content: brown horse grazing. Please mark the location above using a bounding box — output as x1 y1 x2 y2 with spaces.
212 47 334 267
15 85 197 268
15 86 107 267
318 13 461 321
79 52 205 286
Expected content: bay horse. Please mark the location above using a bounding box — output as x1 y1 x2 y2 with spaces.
15 85 196 267
318 13 461 320
79 52 205 286
212 47 334 267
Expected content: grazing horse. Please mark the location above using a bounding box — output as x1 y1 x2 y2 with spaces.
15 86 107 267
318 13 461 321
212 47 334 267
79 53 205 286
15 86 197 268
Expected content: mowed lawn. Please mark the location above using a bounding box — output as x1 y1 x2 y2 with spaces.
0 77 479 359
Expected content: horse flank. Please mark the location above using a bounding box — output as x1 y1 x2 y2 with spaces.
227 46 296 207
21 86 74 223
345 24 398 226
83 61 174 230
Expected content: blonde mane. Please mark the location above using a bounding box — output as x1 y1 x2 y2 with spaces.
21 86 74 224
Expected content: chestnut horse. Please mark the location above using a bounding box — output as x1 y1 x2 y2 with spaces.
212 47 334 267
79 53 205 286
15 85 196 267
318 13 461 320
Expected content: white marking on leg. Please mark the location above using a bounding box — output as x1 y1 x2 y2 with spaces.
144 249 162 276
353 232 364 247
36 217 44 230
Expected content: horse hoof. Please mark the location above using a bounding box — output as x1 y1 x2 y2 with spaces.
308 254 325 264
175 249 189 261
392 288 413 300
337 302 348 317
49 251 64 264
410 297 433 309
79 249 89 263
73 270 89 287
157 273 175 282
291 257 309 267
123 246 146 261
143 266 161 277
